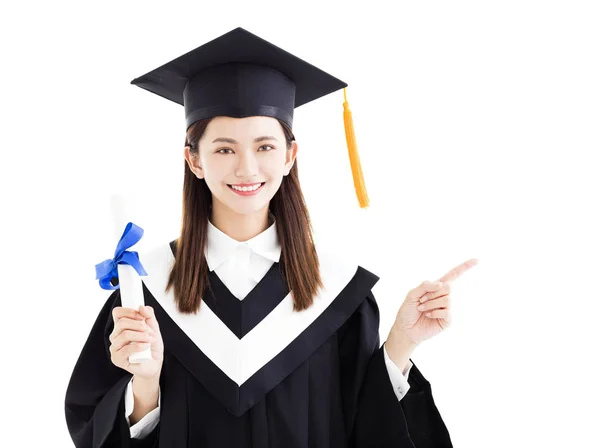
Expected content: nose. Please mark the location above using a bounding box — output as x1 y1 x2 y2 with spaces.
234 150 259 180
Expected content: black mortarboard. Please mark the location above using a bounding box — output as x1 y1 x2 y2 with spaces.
130 27 369 208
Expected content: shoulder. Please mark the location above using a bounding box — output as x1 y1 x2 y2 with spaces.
314 241 381 336
137 240 176 271
315 241 380 293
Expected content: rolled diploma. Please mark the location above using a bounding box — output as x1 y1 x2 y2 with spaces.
110 194 152 363
117 262 153 363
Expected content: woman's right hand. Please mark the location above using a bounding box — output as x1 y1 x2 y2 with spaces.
109 305 164 380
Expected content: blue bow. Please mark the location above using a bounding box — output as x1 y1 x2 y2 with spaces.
95 222 148 290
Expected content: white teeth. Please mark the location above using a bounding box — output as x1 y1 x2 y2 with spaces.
231 183 262 192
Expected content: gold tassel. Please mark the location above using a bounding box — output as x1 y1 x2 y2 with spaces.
343 88 369 208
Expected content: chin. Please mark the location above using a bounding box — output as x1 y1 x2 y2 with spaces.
218 193 271 215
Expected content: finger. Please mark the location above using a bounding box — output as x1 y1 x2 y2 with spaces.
112 331 154 352
407 280 445 301
110 317 149 343
112 306 145 323
118 341 152 358
437 258 478 283
113 317 149 338
424 308 450 319
112 342 152 366
112 329 155 352
417 296 449 312
420 283 451 303
138 305 160 333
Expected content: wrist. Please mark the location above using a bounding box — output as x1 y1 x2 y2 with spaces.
393 327 418 352
132 372 160 402
385 328 417 371
133 369 161 386
130 372 160 425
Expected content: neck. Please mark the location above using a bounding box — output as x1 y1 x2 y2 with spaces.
210 203 273 242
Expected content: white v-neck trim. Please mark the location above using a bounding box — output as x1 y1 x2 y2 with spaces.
139 242 358 385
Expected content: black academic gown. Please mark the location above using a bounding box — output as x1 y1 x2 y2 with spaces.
65 241 453 447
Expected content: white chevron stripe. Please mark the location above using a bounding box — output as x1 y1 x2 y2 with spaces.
139 243 358 386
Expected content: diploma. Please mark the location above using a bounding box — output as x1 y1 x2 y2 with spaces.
117 263 152 363
94 194 152 363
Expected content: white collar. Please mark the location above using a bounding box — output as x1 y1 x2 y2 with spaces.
205 212 281 271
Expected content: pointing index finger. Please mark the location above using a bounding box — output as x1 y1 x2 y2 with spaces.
438 258 479 283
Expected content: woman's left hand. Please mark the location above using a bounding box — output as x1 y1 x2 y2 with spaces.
392 258 479 346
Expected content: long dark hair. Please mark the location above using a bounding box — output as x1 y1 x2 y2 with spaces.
166 118 324 314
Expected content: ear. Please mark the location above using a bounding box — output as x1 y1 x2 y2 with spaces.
283 140 298 176
184 145 204 179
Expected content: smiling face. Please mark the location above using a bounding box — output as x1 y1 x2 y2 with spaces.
184 116 298 219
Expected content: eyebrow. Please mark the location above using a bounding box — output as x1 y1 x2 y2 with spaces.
211 136 278 144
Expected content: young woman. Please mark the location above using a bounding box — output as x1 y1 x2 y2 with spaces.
65 27 475 448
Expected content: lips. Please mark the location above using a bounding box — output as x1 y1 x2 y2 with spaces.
227 182 265 188
227 182 266 195
227 182 264 188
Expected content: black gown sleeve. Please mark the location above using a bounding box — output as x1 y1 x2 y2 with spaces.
64 289 160 448
337 291 453 448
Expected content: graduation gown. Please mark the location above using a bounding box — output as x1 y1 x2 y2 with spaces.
65 240 453 447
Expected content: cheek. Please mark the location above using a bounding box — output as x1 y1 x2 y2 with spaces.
265 166 286 190
266 153 289 175
202 159 230 181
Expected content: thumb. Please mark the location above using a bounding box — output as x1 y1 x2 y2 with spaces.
407 280 444 301
139 305 159 331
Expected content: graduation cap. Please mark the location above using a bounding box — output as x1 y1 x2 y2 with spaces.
130 27 369 208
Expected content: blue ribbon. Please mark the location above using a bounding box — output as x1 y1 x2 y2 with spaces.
95 222 148 290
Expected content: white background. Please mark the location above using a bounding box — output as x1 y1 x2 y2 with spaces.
1 0 599 446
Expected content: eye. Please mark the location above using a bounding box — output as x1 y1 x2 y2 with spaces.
216 145 274 154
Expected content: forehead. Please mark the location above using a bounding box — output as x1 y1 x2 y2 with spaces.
204 116 283 140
